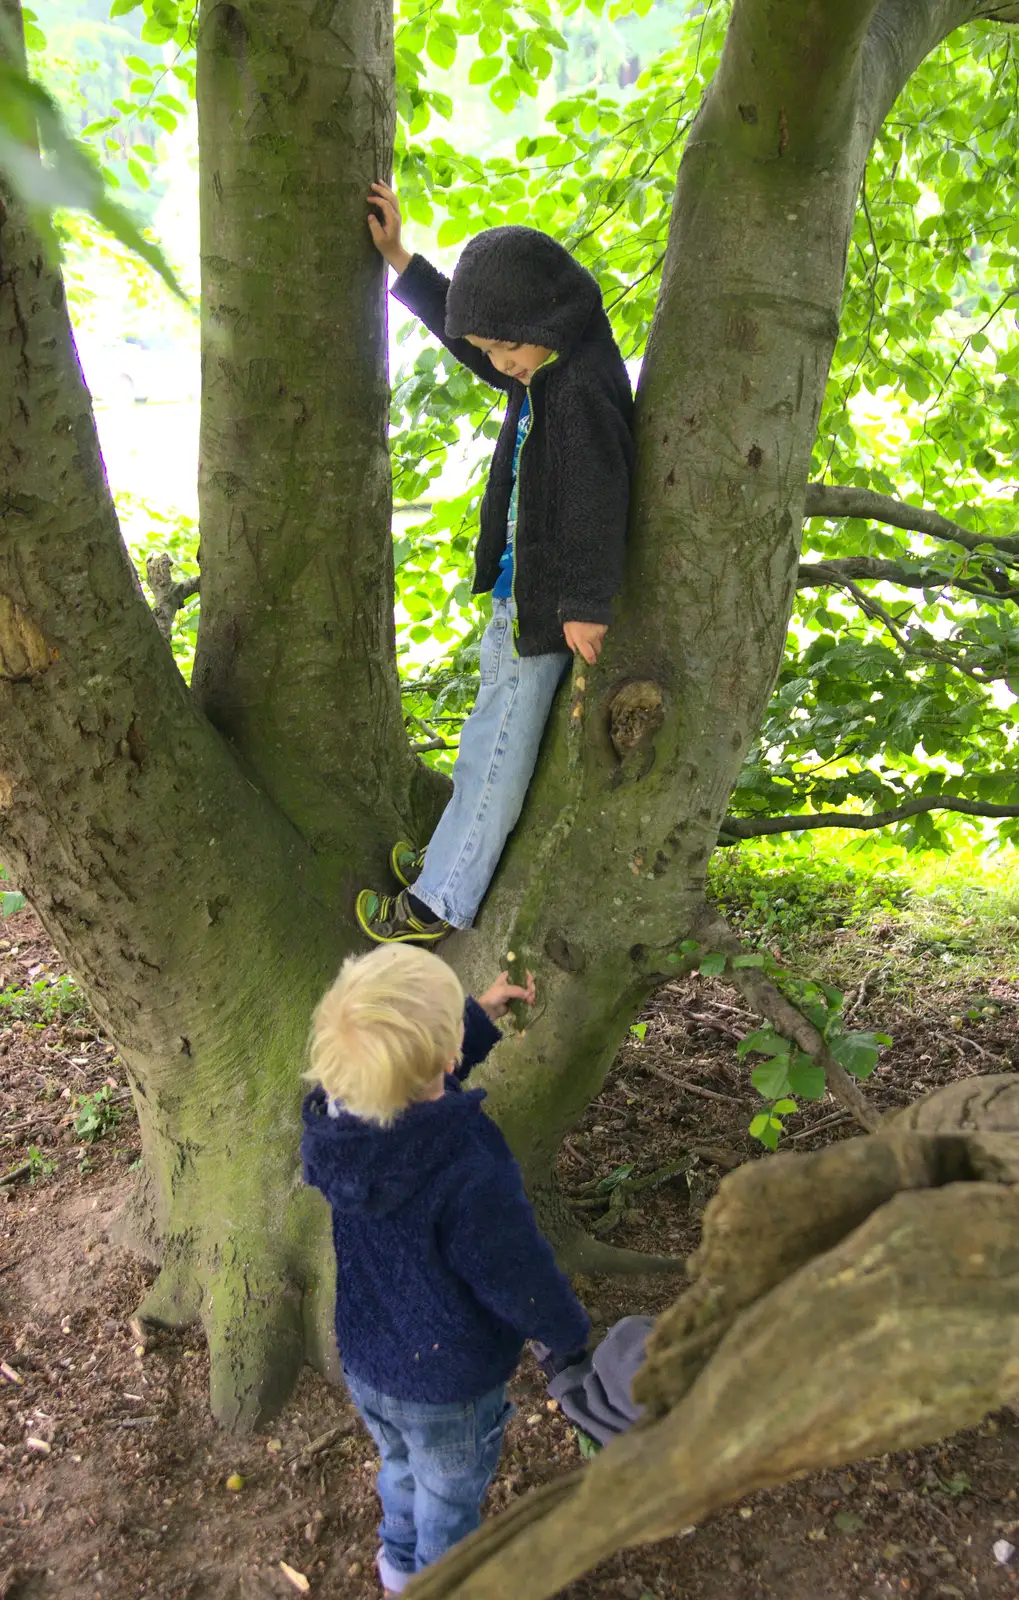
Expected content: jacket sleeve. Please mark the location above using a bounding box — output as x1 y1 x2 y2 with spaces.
391 253 512 391
553 376 634 626
443 1165 591 1358
300 1090 330 1196
454 997 502 1081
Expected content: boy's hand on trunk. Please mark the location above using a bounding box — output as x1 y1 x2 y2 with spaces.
476 970 536 1020
563 621 607 665
368 182 412 274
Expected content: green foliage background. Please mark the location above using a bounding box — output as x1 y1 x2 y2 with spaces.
4 0 1019 1138
17 0 1019 840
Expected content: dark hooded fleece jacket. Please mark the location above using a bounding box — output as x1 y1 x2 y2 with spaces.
391 227 635 656
301 998 590 1404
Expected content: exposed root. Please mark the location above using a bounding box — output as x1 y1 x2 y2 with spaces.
131 1254 201 1334
203 1251 307 1431
405 1475 583 1598
403 1134 1019 1600
559 1228 684 1276
301 1226 343 1386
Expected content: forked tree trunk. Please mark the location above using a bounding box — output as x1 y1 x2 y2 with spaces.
451 0 1019 1262
0 0 437 1428
1 0 1016 1432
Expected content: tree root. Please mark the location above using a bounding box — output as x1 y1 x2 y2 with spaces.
131 1252 201 1335
403 1131 1019 1599
559 1228 684 1276
203 1248 307 1432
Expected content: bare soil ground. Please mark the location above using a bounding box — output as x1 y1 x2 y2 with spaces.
5 896 1019 1600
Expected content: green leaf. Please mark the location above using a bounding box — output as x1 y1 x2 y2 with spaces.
787 1059 826 1100
698 952 726 978
426 23 457 69
436 216 468 248
489 76 519 114
469 56 501 84
732 953 765 968
751 1057 792 1100
1 891 26 917
629 1021 648 1041
596 1162 634 1194
749 1112 781 1151
829 1031 884 1081
0 60 189 303
737 1027 787 1061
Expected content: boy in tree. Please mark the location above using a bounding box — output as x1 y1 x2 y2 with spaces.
356 182 635 944
301 945 589 1594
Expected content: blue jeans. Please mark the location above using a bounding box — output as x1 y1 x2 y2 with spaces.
415 598 570 929
345 1373 514 1593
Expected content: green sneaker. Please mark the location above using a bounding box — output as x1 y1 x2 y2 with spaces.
355 888 451 946
390 839 427 889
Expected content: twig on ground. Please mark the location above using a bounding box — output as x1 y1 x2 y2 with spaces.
641 1061 742 1106
294 1419 357 1465
788 1111 852 1142
844 966 881 1023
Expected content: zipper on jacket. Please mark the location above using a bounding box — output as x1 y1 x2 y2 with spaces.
510 387 533 652
510 366 550 650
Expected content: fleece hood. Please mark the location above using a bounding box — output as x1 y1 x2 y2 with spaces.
301 1083 487 1217
444 226 603 353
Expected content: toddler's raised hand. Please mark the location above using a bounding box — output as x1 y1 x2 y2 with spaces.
476 970 536 1021
367 181 412 275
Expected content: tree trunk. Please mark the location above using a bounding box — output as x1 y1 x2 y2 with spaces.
191 0 444 878
448 0 1015 1240
0 0 428 1429
3 0 1016 1436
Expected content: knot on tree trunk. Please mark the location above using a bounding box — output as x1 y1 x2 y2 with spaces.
608 681 665 777
0 594 54 681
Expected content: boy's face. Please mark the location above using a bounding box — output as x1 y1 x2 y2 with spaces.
465 336 553 385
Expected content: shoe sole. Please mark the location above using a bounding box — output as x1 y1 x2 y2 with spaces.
355 890 449 946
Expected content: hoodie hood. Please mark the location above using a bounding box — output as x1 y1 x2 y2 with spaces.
301 1083 487 1217
444 226 603 353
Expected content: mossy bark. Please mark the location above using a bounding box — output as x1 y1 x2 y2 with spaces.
0 0 419 1429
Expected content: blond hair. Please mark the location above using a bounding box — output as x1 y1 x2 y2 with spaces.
306 945 465 1125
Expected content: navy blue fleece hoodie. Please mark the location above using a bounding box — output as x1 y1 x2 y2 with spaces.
301 998 590 1403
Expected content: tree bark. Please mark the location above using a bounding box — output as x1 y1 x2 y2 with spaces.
447 0 1000 1227
4 0 1018 1437
0 0 430 1430
192 0 443 874
404 1131 1019 1598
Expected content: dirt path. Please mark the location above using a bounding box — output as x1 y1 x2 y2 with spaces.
4 904 1019 1600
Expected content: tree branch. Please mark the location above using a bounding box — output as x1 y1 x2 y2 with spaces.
797 557 1019 602
144 555 200 643
720 795 1019 842
713 0 885 156
804 484 1019 558
693 912 880 1132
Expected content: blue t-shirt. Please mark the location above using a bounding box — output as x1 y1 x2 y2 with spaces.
492 392 532 599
